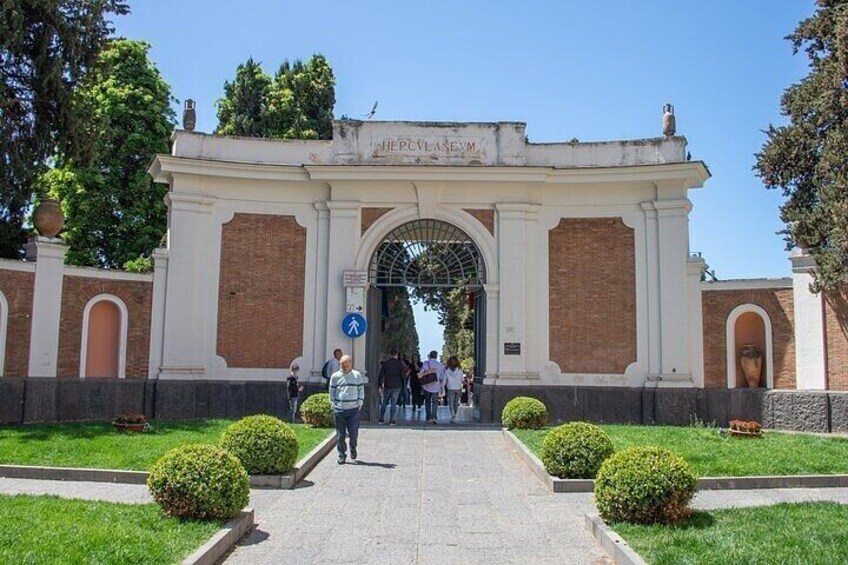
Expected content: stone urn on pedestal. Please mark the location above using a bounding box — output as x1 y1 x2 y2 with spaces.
32 197 64 238
739 345 763 388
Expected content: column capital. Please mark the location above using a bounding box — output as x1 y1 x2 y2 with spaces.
165 192 216 213
653 198 693 216
789 248 817 273
24 237 68 262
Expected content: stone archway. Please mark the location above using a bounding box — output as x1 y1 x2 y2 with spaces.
364 218 487 422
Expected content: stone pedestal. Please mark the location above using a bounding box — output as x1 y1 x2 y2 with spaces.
25 237 67 377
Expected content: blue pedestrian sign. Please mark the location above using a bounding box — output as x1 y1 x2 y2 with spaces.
341 312 367 338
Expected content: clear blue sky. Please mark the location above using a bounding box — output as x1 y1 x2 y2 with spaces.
113 1 813 352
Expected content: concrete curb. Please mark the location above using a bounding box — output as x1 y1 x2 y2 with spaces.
249 431 336 489
0 430 336 489
502 429 848 492
182 508 254 565
584 513 647 565
0 464 148 484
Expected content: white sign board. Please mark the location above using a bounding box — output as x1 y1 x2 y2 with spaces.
346 287 365 313
343 270 368 288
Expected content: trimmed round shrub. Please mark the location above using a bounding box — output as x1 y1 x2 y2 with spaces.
594 446 698 525
220 414 299 474
540 422 614 479
147 443 249 520
501 397 548 429
300 393 334 428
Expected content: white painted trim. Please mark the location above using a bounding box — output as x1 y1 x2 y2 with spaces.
79 294 128 379
354 205 498 285
0 259 35 272
0 291 7 376
725 304 773 389
64 266 153 282
702 279 792 291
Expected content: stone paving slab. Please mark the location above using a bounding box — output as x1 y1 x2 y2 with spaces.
0 477 151 504
223 428 611 565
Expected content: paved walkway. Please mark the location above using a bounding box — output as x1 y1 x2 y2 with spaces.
226 428 609 565
2 428 848 564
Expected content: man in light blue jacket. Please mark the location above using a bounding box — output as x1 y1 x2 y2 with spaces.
329 354 365 464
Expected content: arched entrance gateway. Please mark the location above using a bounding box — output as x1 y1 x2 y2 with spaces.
364 219 487 423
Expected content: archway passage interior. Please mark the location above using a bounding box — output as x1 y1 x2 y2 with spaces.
365 219 487 423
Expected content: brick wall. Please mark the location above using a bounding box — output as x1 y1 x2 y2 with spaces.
57 275 152 378
0 268 34 376
549 218 637 373
217 213 305 368
702 289 795 389
361 207 394 235
824 292 848 391
463 209 495 236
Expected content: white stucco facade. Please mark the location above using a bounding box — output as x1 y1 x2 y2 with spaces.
148 120 710 386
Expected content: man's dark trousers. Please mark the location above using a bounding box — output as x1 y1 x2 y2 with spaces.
334 407 360 457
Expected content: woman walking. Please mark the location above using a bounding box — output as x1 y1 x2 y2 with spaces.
444 356 464 423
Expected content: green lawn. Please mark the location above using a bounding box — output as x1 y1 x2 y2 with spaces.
513 424 848 477
614 502 848 565
0 494 222 565
0 419 332 471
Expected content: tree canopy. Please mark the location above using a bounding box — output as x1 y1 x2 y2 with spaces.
215 54 335 139
38 39 175 268
0 0 129 258
755 0 848 291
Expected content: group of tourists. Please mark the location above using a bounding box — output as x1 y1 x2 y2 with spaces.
377 350 472 425
283 347 474 465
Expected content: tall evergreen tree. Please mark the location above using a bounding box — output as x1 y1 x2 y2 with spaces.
0 0 129 258
215 54 335 139
381 287 420 358
755 0 848 291
214 57 271 137
38 39 175 268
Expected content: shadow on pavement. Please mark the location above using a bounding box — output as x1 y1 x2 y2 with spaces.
349 461 397 469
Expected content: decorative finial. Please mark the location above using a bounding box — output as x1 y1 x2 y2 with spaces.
662 103 675 137
183 99 197 132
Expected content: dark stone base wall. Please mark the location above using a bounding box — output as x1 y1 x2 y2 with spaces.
476 385 848 433
2 378 846 434
0 378 326 425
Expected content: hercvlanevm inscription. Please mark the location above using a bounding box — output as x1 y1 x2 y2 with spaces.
371 137 481 157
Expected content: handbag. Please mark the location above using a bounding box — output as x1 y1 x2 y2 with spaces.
419 361 438 386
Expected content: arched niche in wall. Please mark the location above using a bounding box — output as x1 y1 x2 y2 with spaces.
0 291 7 377
725 304 773 389
80 294 128 378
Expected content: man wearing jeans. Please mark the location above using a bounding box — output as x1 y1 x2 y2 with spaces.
377 349 406 425
330 354 365 464
419 350 445 424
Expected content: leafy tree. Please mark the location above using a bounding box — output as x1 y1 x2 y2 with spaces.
0 0 129 258
39 39 175 267
215 54 335 139
755 0 848 291
214 57 271 137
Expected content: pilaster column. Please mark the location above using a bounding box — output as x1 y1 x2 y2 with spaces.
790 249 826 389
641 202 661 379
25 237 67 377
159 193 215 379
325 200 361 366
494 203 533 379
147 248 169 379
654 198 693 384
311 202 331 382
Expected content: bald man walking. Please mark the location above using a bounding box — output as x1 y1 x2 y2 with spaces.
329 354 365 464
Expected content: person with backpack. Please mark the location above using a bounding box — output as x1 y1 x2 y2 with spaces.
322 348 342 390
